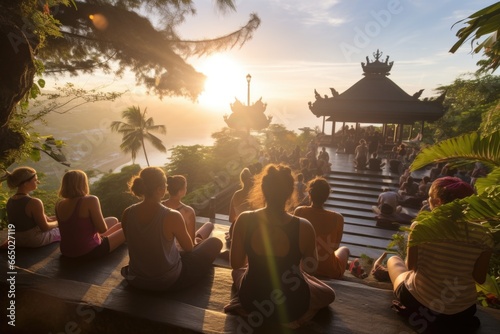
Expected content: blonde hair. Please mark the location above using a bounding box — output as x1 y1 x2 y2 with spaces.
59 170 89 198
2 167 37 189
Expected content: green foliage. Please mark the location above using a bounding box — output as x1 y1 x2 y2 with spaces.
411 131 500 171
387 230 409 259
450 2 500 73
261 124 300 153
0 189 9 230
91 165 141 219
426 74 500 143
479 102 500 136
409 131 500 270
166 145 215 193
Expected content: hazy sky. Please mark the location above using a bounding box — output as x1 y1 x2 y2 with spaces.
181 0 495 131
41 0 497 167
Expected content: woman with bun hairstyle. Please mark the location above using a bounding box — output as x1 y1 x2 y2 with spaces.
121 167 222 291
3 167 60 247
162 175 214 246
224 164 335 328
294 177 350 279
56 170 125 259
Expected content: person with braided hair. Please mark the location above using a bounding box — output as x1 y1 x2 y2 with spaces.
387 176 494 332
2 167 60 248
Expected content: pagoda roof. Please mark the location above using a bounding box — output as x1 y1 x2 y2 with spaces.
308 50 445 124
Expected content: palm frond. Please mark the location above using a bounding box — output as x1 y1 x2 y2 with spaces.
409 189 500 247
144 133 167 152
476 168 500 194
410 131 500 171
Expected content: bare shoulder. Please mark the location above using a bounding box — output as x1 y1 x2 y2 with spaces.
27 197 44 209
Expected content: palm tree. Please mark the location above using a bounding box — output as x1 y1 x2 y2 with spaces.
408 131 500 248
110 106 166 166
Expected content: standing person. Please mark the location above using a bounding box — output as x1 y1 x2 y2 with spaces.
224 164 335 329
121 167 222 291
162 175 213 246
56 170 125 259
2 167 60 247
294 177 350 279
354 139 369 170
226 167 253 242
387 177 494 332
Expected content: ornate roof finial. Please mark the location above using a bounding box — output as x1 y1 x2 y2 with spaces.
361 50 394 76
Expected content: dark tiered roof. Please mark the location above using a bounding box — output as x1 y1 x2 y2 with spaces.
308 50 445 124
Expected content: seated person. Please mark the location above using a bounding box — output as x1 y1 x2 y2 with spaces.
387 177 494 332
367 152 385 171
294 177 350 279
162 175 213 247
121 167 222 291
224 164 335 328
417 176 431 198
373 188 402 214
374 204 413 229
56 170 125 259
400 176 419 196
226 168 253 242
3 167 60 247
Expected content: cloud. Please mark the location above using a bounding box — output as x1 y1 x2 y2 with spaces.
270 0 346 26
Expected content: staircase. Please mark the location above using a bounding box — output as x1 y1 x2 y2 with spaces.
325 169 402 259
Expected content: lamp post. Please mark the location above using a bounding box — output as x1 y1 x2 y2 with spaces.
246 73 251 106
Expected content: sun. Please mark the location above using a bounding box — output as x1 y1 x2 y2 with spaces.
197 54 248 111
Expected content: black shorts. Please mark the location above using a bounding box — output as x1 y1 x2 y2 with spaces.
77 237 110 260
394 283 478 331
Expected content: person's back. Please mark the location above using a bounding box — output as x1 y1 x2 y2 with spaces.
239 213 310 321
226 165 335 328
387 177 494 332
378 190 400 211
294 206 345 278
122 204 181 289
122 167 222 292
294 177 349 279
7 196 37 232
57 197 100 257
3 167 60 248
407 221 493 314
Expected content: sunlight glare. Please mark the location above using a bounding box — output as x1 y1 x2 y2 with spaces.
197 54 247 112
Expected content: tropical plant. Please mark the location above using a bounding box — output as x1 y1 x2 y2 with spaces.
450 2 500 73
425 74 500 143
91 164 141 218
408 131 500 274
110 106 167 166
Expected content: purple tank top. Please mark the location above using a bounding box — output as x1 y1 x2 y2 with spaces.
58 198 101 257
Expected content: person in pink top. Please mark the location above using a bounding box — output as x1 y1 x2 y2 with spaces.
56 170 125 259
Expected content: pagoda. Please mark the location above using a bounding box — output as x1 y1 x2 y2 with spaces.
224 97 272 132
308 50 445 143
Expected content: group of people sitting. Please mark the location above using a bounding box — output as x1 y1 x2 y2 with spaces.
2 162 494 332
